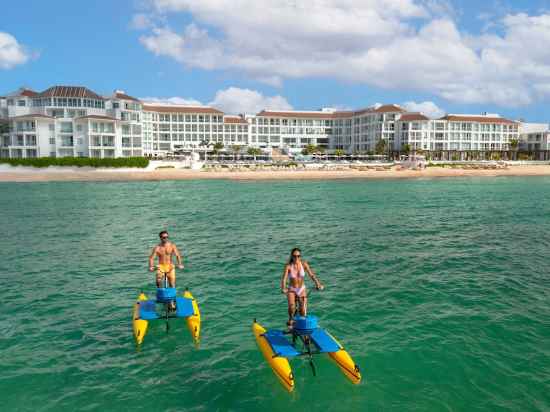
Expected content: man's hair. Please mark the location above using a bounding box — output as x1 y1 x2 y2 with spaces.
159 230 168 238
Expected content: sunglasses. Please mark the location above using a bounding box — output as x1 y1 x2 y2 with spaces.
293 254 301 257
161 236 169 239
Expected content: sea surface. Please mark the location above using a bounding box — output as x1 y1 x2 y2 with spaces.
0 177 549 411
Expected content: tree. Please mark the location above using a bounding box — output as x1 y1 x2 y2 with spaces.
402 144 411 155
302 144 317 155
334 149 345 158
247 147 262 161
375 139 387 155
509 138 519 161
231 145 242 160
213 142 224 157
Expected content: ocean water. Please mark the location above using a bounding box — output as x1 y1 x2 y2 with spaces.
0 177 548 411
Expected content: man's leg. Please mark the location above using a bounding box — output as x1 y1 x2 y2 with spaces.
168 267 176 288
156 269 163 288
168 267 176 310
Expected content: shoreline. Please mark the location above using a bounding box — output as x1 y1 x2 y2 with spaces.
2 164 550 182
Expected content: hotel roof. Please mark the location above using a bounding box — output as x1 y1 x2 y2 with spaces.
114 92 141 102
20 89 38 98
37 86 104 100
223 116 248 124
256 110 353 119
10 114 53 119
399 113 430 121
76 115 117 121
439 115 517 124
142 104 224 114
354 104 405 115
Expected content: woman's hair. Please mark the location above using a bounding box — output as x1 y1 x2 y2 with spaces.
288 247 302 265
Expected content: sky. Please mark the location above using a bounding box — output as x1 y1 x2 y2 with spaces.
1 0 550 122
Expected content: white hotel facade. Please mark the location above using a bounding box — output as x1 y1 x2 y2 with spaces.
0 85 524 159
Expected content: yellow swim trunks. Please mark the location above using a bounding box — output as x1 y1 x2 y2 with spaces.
157 263 174 274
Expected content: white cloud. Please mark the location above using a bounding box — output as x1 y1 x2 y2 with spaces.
140 96 203 106
208 87 293 114
136 2 550 107
140 87 292 114
130 13 155 30
0 32 30 69
403 101 446 118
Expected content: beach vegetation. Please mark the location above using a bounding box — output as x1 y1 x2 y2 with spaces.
302 144 325 155
402 144 411 155
247 147 262 160
0 157 149 168
375 139 387 155
213 142 224 154
334 149 345 158
231 145 242 160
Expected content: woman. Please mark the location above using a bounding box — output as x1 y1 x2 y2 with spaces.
281 248 324 326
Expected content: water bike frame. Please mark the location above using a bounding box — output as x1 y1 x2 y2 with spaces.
132 269 201 345
252 288 361 391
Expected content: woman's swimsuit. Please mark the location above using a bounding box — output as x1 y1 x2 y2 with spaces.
287 263 306 297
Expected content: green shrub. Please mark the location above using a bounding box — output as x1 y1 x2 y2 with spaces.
0 157 149 168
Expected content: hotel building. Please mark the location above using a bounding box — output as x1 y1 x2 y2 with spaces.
0 84 522 159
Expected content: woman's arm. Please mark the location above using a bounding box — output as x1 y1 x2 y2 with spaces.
281 265 289 293
304 261 324 290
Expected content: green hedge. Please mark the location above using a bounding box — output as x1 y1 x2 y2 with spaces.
0 157 149 168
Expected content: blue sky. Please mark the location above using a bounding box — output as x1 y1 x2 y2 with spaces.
1 0 550 122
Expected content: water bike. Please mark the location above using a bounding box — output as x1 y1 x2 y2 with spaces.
252 290 361 392
132 269 200 345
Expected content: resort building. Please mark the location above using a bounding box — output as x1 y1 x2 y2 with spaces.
397 113 520 153
250 109 350 153
0 84 527 159
519 123 550 155
141 104 225 156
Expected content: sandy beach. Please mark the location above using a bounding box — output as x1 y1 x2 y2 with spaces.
2 164 550 182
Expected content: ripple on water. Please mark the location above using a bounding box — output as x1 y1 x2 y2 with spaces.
0 178 549 411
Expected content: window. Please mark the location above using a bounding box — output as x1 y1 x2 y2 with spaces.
76 124 83 132
49 137 55 145
60 122 73 133
17 100 26 107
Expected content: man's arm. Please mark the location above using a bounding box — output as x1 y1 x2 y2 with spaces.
174 244 184 269
304 261 324 290
148 247 157 271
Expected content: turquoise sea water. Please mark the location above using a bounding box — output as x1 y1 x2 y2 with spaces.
0 177 549 411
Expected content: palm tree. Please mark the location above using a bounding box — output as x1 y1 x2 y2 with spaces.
375 139 387 155
509 138 519 161
302 144 317 155
231 145 242 161
212 142 224 160
247 147 262 161
334 149 345 159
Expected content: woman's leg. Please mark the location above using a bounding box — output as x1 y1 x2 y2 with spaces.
287 291 296 324
299 294 307 316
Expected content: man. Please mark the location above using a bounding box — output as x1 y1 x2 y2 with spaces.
149 230 184 289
